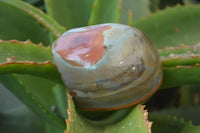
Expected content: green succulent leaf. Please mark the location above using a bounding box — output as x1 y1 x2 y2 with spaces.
0 1 66 123
120 0 151 25
0 40 65 130
44 0 94 29
89 0 121 25
159 0 183 9
149 115 200 133
45 123 64 133
66 94 151 133
179 85 200 107
150 0 160 12
16 74 63 109
133 5 200 49
161 65 200 89
0 74 65 130
150 106 200 126
0 85 44 133
52 84 68 119
159 44 200 67
183 0 200 5
0 0 65 43
22 0 43 5
0 40 62 83
0 105 44 133
0 40 53 63
0 62 62 83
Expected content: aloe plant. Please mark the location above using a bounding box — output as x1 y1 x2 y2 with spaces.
0 0 200 132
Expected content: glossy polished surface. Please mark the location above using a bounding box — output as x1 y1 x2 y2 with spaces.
52 23 163 111
54 25 110 67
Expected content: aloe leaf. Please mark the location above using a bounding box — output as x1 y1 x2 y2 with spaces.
120 0 151 25
0 40 62 83
0 0 65 43
179 85 194 107
89 0 121 25
0 40 53 63
0 74 65 129
179 85 200 107
0 1 65 129
16 74 62 109
0 62 62 84
150 0 160 12
52 85 68 119
0 40 64 114
0 83 44 133
150 106 200 126
23 0 45 11
159 0 183 9
45 123 64 133
149 115 200 133
66 94 151 133
0 40 65 130
161 65 200 89
23 0 43 5
44 0 94 29
0 104 44 133
65 94 103 133
83 108 132 126
183 0 200 5
0 0 47 45
133 5 200 49
159 44 200 67
104 106 151 133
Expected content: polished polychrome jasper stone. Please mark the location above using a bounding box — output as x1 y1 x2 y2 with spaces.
52 23 163 111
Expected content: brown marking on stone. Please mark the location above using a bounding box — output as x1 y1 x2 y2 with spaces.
103 45 107 50
54 25 111 67
69 90 77 96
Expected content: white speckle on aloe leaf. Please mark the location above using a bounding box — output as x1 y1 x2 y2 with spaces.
129 121 135 126
6 56 17 62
